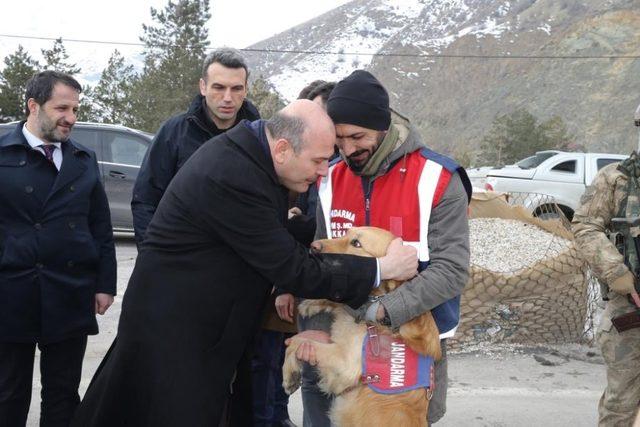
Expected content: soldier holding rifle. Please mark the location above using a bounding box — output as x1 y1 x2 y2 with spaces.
572 103 640 426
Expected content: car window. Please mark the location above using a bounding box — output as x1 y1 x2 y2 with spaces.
71 128 102 160
597 158 621 170
516 152 557 169
103 131 149 167
551 160 576 173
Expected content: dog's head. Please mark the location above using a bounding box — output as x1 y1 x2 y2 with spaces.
311 227 400 296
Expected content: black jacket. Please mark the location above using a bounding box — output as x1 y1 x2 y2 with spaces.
0 124 116 344
72 121 376 427
131 95 260 243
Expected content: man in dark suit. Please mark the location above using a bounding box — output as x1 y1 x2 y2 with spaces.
71 100 417 427
0 71 117 427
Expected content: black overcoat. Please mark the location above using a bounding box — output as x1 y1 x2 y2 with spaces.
131 95 261 243
0 123 116 344
72 121 376 426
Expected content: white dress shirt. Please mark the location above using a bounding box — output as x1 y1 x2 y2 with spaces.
22 124 63 171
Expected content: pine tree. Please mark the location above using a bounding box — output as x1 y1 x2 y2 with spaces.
248 76 286 120
41 38 81 75
540 115 583 152
76 85 99 122
88 49 137 124
0 45 40 122
128 0 211 132
477 109 578 166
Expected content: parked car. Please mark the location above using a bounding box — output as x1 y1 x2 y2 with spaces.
472 150 628 220
0 122 152 233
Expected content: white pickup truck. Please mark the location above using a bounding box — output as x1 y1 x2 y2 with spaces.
467 151 628 220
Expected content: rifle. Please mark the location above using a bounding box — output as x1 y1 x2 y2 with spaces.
609 217 640 332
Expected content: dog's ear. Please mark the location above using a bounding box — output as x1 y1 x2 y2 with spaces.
357 227 395 258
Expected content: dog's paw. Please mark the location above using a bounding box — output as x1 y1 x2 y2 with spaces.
298 300 341 318
297 300 319 317
283 370 301 395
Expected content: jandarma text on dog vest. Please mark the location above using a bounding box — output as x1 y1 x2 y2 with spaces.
390 342 407 387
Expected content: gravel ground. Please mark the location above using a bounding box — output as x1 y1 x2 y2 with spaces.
26 239 605 426
469 218 571 273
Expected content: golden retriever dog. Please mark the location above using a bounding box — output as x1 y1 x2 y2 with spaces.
283 226 442 427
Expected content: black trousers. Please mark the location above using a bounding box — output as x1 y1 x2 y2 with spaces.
0 336 87 427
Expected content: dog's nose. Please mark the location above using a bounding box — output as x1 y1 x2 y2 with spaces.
310 240 323 254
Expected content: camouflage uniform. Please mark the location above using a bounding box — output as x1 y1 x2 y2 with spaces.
572 153 640 427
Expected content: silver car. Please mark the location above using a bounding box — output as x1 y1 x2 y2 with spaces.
0 122 152 233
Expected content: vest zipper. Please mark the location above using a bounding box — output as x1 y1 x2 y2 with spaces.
365 197 370 225
362 177 373 226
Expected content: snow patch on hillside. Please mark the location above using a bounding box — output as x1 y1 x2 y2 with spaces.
267 0 425 100
263 0 523 100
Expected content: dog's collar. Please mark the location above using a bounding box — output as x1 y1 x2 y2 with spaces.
366 324 381 356
365 297 391 326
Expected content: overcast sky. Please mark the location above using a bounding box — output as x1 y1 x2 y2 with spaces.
1 0 351 50
0 0 352 83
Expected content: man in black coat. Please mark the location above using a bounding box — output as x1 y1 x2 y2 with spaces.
0 71 117 426
131 48 261 424
131 48 261 244
72 100 418 427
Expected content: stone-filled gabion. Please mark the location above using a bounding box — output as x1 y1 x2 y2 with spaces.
450 217 588 349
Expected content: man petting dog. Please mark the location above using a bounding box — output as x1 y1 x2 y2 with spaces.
287 70 472 425
71 100 419 427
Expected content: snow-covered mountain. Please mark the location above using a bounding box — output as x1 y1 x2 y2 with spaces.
3 0 638 155
245 0 640 155
247 0 424 100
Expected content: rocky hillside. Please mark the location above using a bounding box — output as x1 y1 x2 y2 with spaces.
245 0 640 160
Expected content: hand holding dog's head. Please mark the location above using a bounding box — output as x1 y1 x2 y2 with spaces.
311 227 395 258
311 227 416 295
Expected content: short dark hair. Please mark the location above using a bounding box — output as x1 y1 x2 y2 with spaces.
297 80 327 100
202 48 249 81
265 112 306 153
306 81 336 104
24 70 82 117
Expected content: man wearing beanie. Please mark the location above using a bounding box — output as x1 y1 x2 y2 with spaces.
290 70 472 425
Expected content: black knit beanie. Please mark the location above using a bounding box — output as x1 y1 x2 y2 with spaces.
326 70 391 131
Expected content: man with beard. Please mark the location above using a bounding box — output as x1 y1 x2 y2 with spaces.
132 48 260 245
0 71 116 426
290 70 472 426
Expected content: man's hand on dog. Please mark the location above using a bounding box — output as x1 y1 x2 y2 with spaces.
276 293 296 323
379 238 418 281
285 330 332 365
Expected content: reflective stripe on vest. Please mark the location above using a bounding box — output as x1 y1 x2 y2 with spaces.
318 151 458 337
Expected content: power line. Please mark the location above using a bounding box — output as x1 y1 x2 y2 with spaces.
1 33 640 60
0 34 144 47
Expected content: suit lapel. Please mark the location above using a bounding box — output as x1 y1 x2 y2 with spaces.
46 142 87 202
